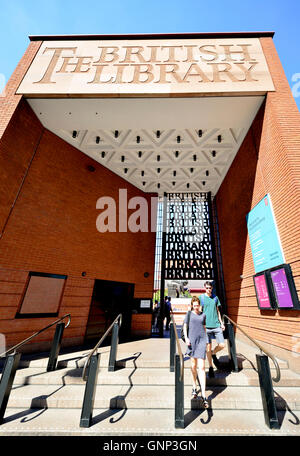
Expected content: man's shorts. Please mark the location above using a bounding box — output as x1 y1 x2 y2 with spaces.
206 327 225 345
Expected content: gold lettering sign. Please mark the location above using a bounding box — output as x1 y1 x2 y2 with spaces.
17 38 274 95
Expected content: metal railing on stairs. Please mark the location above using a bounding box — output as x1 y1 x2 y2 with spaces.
222 314 281 429
0 313 71 424
169 310 236 429
169 312 185 429
80 313 122 428
169 311 282 430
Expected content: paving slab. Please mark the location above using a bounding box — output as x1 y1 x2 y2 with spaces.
0 408 299 436
1 337 289 370
10 364 300 387
6 382 300 411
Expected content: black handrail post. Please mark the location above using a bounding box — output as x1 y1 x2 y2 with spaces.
108 322 119 372
256 354 280 429
47 322 65 372
80 353 100 428
175 354 184 429
226 321 239 372
0 352 21 424
170 322 175 372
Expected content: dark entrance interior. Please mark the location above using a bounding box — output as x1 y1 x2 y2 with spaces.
85 279 134 344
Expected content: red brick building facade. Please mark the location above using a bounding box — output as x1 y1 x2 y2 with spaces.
215 37 300 353
0 33 299 358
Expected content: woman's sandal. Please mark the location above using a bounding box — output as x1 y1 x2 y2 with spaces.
201 396 209 408
191 388 198 399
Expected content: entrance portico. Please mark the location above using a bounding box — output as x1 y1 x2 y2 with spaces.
26 96 264 196
0 32 299 361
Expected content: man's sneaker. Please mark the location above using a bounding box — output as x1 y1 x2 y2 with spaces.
208 366 215 378
191 388 198 399
212 354 221 369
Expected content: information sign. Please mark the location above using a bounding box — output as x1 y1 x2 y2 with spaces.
246 194 284 273
140 299 151 309
269 265 300 310
253 272 274 309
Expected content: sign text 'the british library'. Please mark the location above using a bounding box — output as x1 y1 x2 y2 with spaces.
17 38 274 96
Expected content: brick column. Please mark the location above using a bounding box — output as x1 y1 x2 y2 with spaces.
259 37 300 267
0 40 42 139
215 37 300 352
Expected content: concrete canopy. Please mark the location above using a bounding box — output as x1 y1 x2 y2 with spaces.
27 95 264 196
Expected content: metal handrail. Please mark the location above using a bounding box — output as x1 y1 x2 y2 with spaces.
170 311 184 381
82 313 122 381
223 314 281 382
0 313 71 358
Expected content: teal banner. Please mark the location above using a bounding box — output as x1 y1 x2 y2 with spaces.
246 194 285 273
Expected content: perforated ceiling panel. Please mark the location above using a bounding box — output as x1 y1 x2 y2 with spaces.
28 96 264 196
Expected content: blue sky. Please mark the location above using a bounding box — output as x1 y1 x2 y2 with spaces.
0 0 299 110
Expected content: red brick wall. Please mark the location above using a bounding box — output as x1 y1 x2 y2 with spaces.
131 314 152 338
0 99 157 352
2 35 299 354
215 38 300 353
0 98 44 237
0 41 42 140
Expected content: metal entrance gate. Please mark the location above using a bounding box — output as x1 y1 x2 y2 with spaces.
157 192 223 336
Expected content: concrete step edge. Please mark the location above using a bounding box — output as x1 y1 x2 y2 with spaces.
0 408 298 436
0 359 289 370
10 369 300 387
7 384 300 411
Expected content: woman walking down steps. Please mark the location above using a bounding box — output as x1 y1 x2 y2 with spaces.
183 296 209 408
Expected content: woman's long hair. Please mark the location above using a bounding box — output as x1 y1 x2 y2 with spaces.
190 296 203 313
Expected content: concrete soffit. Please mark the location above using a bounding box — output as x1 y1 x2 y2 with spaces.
27 95 265 196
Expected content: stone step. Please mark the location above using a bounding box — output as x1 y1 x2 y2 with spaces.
10 365 300 387
1 336 299 436
0 350 289 371
0 408 298 436
6 384 300 411
0 335 291 373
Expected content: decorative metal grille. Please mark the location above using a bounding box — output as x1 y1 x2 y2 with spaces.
153 198 163 290
164 192 214 280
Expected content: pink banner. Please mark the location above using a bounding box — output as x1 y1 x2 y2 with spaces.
254 274 272 308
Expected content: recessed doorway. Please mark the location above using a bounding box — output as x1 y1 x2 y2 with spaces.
85 279 134 344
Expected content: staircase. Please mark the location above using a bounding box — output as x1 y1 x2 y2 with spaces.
0 337 299 436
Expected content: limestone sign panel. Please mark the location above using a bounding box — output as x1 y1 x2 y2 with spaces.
17 38 274 96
